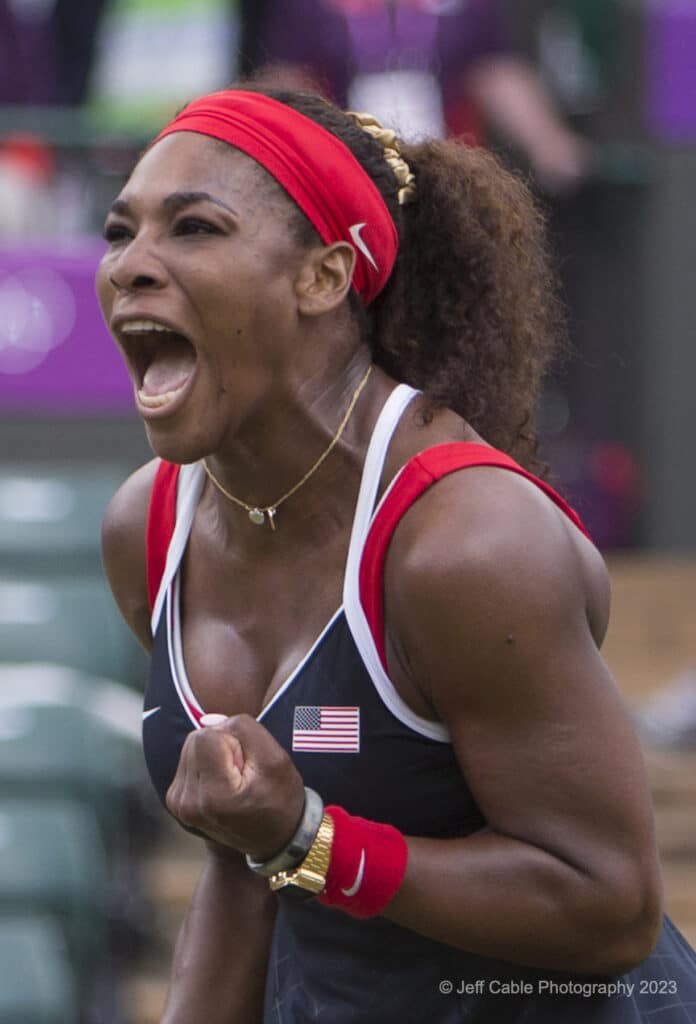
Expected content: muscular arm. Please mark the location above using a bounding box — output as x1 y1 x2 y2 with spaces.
163 843 276 1024
155 469 662 979
381 469 662 975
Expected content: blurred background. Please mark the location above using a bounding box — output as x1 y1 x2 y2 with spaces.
0 1 694 1021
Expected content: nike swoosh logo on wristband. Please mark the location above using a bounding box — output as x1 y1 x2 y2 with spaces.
341 848 366 897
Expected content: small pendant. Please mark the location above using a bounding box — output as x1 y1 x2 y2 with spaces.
248 508 265 526
267 507 277 531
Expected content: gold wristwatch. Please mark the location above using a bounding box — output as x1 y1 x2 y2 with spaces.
269 812 334 894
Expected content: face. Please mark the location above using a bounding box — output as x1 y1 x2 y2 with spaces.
96 132 310 462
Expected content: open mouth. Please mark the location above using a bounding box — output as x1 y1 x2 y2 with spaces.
118 320 197 411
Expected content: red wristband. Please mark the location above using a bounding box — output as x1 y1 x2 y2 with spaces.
317 806 408 919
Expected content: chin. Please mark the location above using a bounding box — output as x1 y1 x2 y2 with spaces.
143 420 211 467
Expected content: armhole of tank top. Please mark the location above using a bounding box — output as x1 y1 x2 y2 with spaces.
150 462 205 636
343 386 451 743
345 441 592 744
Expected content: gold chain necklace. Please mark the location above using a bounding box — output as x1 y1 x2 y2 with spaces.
202 364 372 531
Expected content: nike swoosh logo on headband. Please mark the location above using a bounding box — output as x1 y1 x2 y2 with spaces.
341 848 366 897
349 223 378 272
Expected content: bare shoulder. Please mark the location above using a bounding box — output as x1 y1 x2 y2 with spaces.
384 463 611 675
383 463 658 913
102 458 160 651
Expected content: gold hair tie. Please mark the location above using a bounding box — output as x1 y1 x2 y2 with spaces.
347 111 417 207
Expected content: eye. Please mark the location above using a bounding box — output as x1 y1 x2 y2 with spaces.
102 222 132 244
173 217 220 236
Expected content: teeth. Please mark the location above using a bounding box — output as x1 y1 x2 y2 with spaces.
138 382 186 408
121 319 174 334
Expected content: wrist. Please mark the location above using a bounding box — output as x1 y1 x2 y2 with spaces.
265 803 409 919
246 786 324 877
269 811 335 896
318 806 408 918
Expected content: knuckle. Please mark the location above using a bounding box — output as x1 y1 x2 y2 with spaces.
175 794 200 827
226 712 253 735
179 730 198 759
268 745 289 773
165 785 182 818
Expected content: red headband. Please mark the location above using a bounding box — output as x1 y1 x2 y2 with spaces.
154 90 398 305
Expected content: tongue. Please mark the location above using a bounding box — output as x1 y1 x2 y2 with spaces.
141 334 196 397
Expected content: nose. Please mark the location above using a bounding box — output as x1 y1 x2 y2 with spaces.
109 269 161 291
107 234 168 293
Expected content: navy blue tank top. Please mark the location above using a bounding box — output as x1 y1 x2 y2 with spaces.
142 385 696 1022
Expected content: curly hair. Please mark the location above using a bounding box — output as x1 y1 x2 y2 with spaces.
228 87 566 470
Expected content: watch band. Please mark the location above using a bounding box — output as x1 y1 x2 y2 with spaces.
269 811 335 895
246 787 324 877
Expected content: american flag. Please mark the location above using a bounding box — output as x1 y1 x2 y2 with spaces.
292 705 360 753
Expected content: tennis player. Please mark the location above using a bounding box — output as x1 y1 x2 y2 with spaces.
99 87 696 1022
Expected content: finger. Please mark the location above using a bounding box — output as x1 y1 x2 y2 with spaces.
163 729 195 815
194 727 246 789
166 730 201 820
201 713 228 727
219 713 283 768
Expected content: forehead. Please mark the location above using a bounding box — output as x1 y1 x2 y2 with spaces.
122 132 288 211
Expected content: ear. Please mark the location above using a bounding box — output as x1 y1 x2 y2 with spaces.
294 242 356 317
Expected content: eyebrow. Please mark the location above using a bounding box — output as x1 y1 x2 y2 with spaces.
108 191 239 218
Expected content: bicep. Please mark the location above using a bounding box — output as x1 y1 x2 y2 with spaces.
441 610 654 881
387 482 657 883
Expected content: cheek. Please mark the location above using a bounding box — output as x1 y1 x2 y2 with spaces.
197 264 293 338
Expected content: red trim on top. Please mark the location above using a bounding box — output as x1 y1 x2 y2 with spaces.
358 443 591 673
146 461 181 612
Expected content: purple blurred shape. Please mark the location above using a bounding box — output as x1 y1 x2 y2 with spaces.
0 239 134 414
646 1 696 143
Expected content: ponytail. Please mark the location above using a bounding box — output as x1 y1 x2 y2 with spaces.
240 86 566 470
373 138 564 467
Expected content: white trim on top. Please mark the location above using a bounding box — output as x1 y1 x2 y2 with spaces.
342 384 450 743
257 605 345 723
150 462 205 636
152 460 346 729
169 567 344 726
166 583 203 730
149 389 449 742
170 574 205 726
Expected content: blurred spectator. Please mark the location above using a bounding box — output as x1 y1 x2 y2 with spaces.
0 135 55 236
90 0 237 133
0 0 109 106
53 0 111 104
239 0 591 194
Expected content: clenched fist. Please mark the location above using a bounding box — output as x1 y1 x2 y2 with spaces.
166 713 306 860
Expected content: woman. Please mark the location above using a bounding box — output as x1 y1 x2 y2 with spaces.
99 87 696 1022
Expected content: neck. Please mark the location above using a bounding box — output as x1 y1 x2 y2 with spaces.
201 358 393 543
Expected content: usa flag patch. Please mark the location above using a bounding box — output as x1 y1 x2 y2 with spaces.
292 705 360 753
